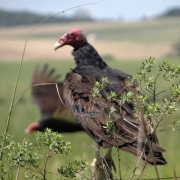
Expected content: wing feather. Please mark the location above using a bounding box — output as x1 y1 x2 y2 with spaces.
31 64 65 116
64 67 140 148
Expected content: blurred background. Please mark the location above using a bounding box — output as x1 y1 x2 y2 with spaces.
0 0 180 179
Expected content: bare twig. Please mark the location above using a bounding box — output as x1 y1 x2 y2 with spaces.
133 89 160 180
174 169 178 180
55 83 67 108
15 169 20 180
116 148 122 180
136 176 180 180
101 149 117 180
129 146 145 180
43 151 50 180
137 161 148 180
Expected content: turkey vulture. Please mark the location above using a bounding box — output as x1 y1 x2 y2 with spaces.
26 64 116 178
25 64 83 133
54 28 167 165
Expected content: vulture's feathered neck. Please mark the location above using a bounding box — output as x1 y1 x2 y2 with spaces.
72 43 107 69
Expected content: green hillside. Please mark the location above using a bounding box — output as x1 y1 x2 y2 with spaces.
1 17 180 43
0 9 93 27
1 6 180 30
158 7 180 17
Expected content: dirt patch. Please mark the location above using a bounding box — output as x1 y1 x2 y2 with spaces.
0 38 173 61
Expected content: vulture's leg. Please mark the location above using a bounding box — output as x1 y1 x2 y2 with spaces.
91 145 115 180
91 144 101 180
103 148 116 173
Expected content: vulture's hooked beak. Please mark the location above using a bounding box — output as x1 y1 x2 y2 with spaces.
54 33 67 51
54 42 61 51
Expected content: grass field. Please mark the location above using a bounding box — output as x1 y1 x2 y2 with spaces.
1 17 180 179
0 17 180 61
1 17 180 42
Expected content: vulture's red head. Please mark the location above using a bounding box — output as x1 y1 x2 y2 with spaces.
25 122 38 133
54 28 87 50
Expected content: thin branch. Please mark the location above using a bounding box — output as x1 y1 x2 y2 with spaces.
34 167 56 175
24 166 42 175
15 169 20 180
174 169 177 180
145 87 154 95
116 148 122 180
155 90 167 97
101 149 117 180
76 171 91 180
129 147 145 180
156 78 166 90
152 72 163 104
135 176 180 180
133 89 160 180
55 83 67 108
137 160 148 180
154 105 174 133
154 71 162 91
25 169 42 180
13 82 67 108
43 154 50 180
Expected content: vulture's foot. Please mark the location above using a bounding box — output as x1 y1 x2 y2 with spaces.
91 146 115 180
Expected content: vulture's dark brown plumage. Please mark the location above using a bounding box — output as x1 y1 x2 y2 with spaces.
25 64 83 133
54 28 167 165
